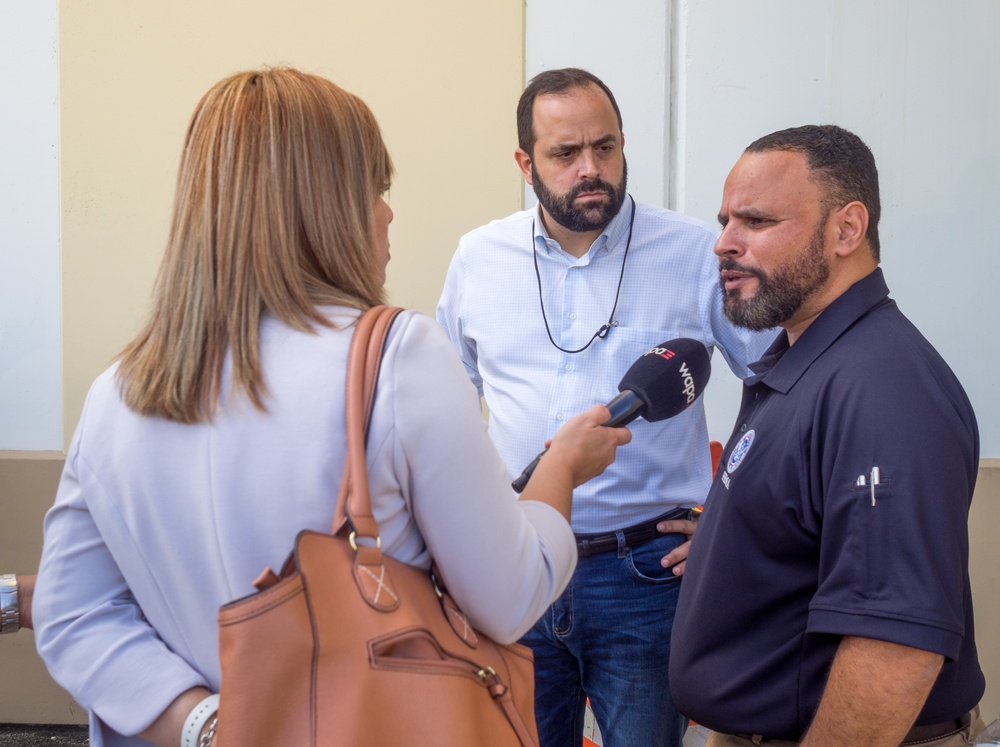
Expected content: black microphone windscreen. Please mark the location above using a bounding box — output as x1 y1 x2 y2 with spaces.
618 338 711 421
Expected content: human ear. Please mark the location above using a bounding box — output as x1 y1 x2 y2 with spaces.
832 201 869 257
514 148 534 185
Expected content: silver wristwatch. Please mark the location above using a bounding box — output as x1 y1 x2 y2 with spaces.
0 574 20 634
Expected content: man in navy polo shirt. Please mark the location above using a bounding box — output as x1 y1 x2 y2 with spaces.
670 125 985 746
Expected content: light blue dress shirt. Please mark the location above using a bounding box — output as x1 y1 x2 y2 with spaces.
437 197 776 534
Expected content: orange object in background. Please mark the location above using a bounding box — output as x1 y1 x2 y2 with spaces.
710 440 723 477
582 699 602 746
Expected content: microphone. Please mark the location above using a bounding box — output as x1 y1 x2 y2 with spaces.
511 338 711 493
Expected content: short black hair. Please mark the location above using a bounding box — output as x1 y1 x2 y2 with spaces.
746 124 881 260
516 68 623 156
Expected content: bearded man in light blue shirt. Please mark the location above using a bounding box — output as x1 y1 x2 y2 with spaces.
437 68 774 747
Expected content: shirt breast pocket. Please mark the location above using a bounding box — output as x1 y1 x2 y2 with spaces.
605 326 688 364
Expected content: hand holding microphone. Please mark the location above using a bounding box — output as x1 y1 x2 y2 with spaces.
542 404 633 489
512 338 712 492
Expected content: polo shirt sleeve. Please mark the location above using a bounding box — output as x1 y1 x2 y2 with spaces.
805 340 977 660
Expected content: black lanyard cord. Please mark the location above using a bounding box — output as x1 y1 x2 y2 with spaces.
531 195 636 355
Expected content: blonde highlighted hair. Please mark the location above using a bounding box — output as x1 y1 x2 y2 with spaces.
116 68 393 423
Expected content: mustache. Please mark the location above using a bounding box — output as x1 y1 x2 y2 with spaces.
719 257 766 281
568 179 615 200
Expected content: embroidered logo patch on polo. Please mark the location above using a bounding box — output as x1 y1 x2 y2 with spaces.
726 430 755 474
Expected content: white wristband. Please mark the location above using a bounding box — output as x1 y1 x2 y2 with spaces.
181 693 219 747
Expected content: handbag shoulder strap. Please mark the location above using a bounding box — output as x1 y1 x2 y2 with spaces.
332 305 404 537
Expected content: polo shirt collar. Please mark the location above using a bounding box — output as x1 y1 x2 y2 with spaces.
532 194 634 261
746 268 891 394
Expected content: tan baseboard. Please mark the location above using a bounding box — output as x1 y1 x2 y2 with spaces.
0 450 85 724
969 461 1000 720
1 453 998 725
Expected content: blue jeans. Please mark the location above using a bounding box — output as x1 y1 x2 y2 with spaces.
521 531 688 747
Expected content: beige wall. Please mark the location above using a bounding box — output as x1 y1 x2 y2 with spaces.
59 0 526 442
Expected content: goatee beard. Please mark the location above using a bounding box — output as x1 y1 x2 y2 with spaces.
719 222 830 331
532 159 628 233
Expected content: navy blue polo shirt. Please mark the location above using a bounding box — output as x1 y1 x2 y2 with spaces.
671 269 983 738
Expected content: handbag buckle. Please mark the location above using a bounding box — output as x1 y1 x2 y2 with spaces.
430 568 444 599
348 531 382 552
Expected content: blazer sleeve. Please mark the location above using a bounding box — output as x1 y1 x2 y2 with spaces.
380 312 576 643
34 395 207 737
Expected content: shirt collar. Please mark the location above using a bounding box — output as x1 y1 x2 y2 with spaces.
532 194 634 260
746 267 892 394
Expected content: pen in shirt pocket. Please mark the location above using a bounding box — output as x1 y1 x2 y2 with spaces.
855 467 880 506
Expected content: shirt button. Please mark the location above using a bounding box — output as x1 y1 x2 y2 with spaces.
565 363 573 372
556 413 565 421
740 424 747 432
569 313 577 320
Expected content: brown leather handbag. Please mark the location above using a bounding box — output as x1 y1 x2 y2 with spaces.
215 305 539 746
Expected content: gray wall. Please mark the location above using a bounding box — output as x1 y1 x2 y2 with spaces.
527 0 999 455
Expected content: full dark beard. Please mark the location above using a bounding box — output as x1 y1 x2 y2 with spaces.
531 159 628 233
720 222 830 331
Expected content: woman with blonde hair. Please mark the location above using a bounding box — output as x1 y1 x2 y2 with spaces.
33 68 628 747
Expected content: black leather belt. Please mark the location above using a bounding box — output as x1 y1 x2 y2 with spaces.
574 506 694 558
734 706 977 745
901 707 976 745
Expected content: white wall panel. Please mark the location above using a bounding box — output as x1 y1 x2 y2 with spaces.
0 0 61 450
524 0 670 207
